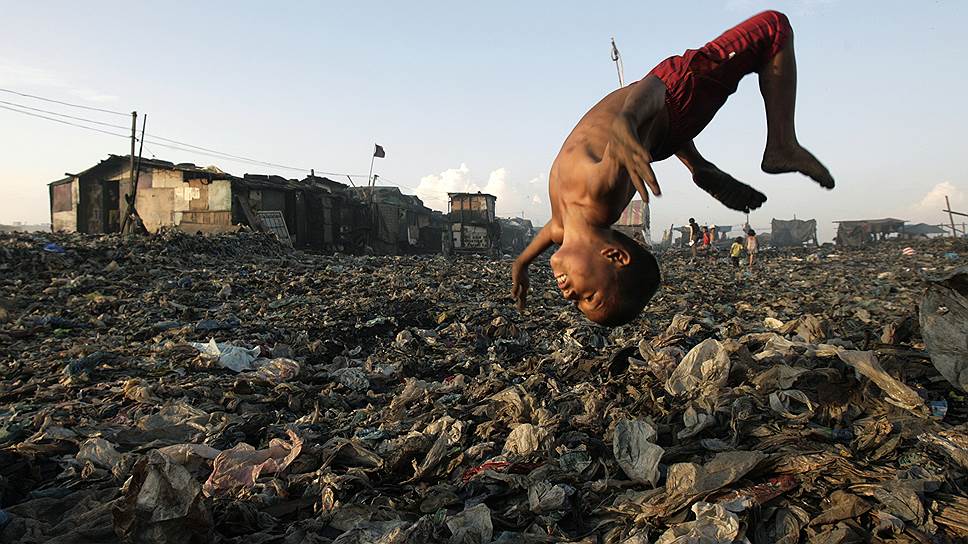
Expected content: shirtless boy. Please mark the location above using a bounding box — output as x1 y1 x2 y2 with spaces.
511 10 834 326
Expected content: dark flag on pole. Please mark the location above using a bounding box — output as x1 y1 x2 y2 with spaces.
373 144 386 158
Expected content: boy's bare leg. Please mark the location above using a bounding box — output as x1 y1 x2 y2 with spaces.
759 34 835 189
676 141 767 212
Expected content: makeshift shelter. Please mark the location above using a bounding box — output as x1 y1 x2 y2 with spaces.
497 217 534 254
771 218 819 247
448 192 501 254
48 155 352 250
900 223 947 239
348 186 444 255
613 200 651 245
834 218 906 247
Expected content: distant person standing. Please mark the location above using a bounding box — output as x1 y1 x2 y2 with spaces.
730 237 744 268
746 229 759 269
688 218 701 259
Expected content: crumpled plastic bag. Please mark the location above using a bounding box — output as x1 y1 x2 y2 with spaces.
678 405 716 440
769 389 814 421
613 419 664 486
446 503 493 544
809 490 872 526
665 339 730 397
528 481 575 513
251 357 300 383
156 443 221 466
412 417 465 480
836 350 924 411
332 367 370 392
76 437 122 470
503 423 550 456
752 364 807 391
919 267 968 391
202 429 302 496
666 451 765 498
189 338 260 372
113 449 213 544
655 501 741 544
331 520 410 544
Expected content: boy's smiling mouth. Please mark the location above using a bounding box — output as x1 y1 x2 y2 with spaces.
555 273 568 287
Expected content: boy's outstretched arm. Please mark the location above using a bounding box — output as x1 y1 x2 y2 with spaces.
511 224 555 311
606 78 666 203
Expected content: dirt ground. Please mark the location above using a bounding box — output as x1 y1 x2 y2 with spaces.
0 231 966 543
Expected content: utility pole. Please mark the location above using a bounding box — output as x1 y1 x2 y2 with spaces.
120 111 137 234
610 38 625 88
945 195 957 237
129 110 136 197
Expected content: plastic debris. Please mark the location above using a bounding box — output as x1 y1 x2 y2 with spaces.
920 266 968 391
613 419 664 486
0 231 965 542
189 338 260 372
113 450 213 544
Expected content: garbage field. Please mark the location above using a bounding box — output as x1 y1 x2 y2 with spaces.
1 231 967 544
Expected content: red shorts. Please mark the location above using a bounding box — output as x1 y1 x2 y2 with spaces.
646 10 792 160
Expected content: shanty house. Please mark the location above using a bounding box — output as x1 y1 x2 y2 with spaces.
771 218 819 247
48 155 353 251
613 200 651 245
496 217 534 254
347 186 444 254
448 192 500 253
49 155 237 234
834 218 906 247
900 223 946 239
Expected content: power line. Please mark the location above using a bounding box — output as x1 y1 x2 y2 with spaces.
0 103 131 139
0 99 131 131
0 87 129 116
142 133 310 172
0 86 374 180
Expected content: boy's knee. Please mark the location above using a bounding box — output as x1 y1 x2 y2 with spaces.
754 10 792 60
762 10 792 36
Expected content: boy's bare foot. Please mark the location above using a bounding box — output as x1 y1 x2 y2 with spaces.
761 144 835 189
692 165 767 213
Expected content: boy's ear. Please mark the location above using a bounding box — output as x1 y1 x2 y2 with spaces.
601 246 631 267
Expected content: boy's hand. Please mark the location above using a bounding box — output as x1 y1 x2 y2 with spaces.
511 262 530 312
608 114 661 202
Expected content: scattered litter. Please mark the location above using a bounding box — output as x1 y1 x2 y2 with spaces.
0 231 965 542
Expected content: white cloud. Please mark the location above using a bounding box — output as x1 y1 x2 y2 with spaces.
908 181 966 225
917 181 964 211
0 58 119 104
416 164 549 223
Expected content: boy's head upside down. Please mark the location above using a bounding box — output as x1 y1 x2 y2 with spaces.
550 228 660 326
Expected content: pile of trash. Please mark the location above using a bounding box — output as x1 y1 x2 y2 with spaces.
0 231 966 543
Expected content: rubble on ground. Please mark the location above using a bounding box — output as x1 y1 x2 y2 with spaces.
0 230 966 543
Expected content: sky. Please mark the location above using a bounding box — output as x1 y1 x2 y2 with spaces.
1 0 966 241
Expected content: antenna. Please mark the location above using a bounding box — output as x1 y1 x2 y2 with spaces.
610 37 625 88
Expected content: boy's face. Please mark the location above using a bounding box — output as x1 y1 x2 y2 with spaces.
550 244 621 323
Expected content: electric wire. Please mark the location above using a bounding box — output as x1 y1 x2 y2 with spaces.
0 87 129 116
0 103 131 139
0 99 132 130
0 88 382 180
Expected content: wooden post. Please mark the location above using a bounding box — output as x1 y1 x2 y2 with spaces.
946 195 957 238
121 111 137 233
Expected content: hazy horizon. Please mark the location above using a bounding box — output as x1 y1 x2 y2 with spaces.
2 1 966 242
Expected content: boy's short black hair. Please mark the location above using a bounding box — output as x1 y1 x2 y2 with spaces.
598 230 661 327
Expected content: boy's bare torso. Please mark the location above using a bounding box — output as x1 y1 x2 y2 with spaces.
546 76 669 242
